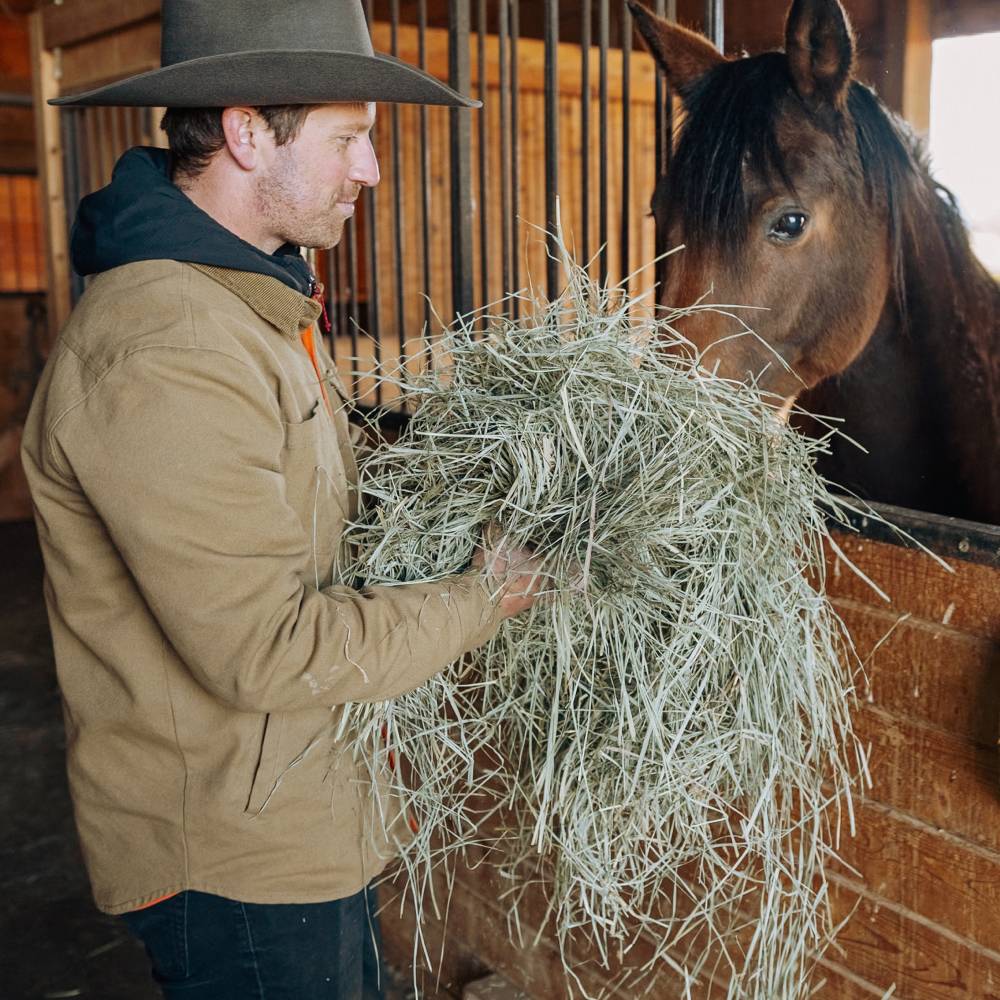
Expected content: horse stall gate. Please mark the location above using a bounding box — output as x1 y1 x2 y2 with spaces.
29 1 1000 997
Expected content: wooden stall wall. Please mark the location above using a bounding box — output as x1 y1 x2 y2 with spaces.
378 526 1000 999
340 23 657 405
1 6 45 522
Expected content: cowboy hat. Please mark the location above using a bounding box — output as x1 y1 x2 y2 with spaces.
50 0 480 108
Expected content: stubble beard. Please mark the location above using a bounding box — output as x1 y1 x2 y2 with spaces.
254 154 347 251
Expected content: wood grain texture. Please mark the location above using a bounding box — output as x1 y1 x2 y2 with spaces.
380 532 1000 998
29 10 70 343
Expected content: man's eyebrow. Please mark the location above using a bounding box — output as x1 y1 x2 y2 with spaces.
333 119 376 135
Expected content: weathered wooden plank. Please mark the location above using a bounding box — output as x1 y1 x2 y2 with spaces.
828 879 1000 1000
29 10 70 344
826 533 1000 643
41 0 159 51
835 800 1000 956
834 599 1000 746
856 706 1000 854
57 19 160 94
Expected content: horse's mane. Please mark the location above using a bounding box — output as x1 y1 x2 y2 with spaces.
663 52 996 329
664 50 1000 514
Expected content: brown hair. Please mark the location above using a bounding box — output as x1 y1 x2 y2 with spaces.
159 105 317 181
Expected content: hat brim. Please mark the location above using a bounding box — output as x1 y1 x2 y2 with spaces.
49 49 481 108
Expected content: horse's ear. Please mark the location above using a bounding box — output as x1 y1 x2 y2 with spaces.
627 1 726 94
784 0 855 109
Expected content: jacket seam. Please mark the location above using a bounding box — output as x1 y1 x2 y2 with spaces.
161 634 192 888
44 344 266 478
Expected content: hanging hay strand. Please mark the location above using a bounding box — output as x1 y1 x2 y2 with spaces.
333 238 872 999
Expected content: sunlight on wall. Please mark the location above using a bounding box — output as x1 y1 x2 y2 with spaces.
929 32 1000 276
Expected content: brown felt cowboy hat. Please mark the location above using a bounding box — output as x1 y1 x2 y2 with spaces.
50 0 480 108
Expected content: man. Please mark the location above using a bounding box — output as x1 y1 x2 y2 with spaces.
21 1 543 996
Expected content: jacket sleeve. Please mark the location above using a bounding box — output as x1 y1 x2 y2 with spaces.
51 345 502 714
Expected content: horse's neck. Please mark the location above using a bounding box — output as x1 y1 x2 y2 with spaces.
893 177 1000 520
802 302 952 513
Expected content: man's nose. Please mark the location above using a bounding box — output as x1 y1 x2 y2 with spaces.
350 137 380 189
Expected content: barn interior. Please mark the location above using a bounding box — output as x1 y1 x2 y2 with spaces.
1 1 999 998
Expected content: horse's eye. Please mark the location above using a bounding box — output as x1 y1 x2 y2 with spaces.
770 212 809 240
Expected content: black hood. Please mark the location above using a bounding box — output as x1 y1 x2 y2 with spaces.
71 146 314 296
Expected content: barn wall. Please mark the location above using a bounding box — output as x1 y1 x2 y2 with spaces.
1 9 44 522
378 532 1000 999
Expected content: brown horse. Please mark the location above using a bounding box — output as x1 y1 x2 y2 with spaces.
629 0 1000 525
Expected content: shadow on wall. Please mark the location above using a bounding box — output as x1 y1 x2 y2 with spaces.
0 295 46 523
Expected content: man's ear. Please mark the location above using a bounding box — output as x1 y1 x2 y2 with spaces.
220 107 258 170
784 0 855 110
627 1 726 95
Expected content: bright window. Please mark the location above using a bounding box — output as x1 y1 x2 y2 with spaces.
929 31 1000 276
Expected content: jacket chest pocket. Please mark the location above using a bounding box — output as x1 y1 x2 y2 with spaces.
281 402 349 587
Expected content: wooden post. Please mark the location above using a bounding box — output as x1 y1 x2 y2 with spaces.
30 11 71 347
902 0 932 136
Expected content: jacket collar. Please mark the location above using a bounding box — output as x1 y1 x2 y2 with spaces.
191 263 322 340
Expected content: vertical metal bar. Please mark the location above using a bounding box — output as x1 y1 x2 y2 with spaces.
477 0 489 325
581 0 591 271
654 0 666 182
418 0 433 348
620 0 631 298
705 0 724 51
655 0 675 298
448 0 475 321
598 0 609 287
6 179 22 291
510 0 521 318
363 0 382 404
28 175 44 292
347 225 361 397
498 0 512 308
390 0 406 376
544 0 559 299
61 110 85 304
325 247 339 348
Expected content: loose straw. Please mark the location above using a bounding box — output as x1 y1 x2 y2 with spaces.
333 235 872 999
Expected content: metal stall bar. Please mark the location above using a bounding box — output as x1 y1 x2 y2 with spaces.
620 0 631 298
61 110 85 304
510 0 521 318
598 0 609 287
5 177 23 291
324 228 340 347
390 0 407 373
580 0 591 270
498 0 512 315
705 0 724 51
418 0 433 347
448 0 475 321
654 0 675 298
477 0 489 330
363 0 383 404
653 0 674 182
544 0 559 299
347 220 361 395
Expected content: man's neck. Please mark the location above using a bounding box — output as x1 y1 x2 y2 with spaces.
175 170 282 255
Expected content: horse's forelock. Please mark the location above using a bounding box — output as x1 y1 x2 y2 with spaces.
664 53 794 259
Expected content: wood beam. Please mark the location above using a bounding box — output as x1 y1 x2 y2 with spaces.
42 0 159 51
29 10 70 345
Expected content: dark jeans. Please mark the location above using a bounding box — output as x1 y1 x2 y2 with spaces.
120 886 386 1000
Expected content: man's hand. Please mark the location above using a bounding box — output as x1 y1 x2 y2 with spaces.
472 529 548 619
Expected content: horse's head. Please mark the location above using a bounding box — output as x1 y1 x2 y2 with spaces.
630 0 909 402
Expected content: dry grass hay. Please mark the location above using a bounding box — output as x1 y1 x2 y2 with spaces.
333 243 886 998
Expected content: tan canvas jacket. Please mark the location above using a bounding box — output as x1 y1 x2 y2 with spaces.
21 259 500 914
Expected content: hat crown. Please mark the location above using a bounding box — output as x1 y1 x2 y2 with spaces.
161 0 375 65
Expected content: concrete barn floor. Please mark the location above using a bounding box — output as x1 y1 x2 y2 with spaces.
0 519 416 1000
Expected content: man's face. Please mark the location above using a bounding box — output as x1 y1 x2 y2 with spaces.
254 102 380 251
